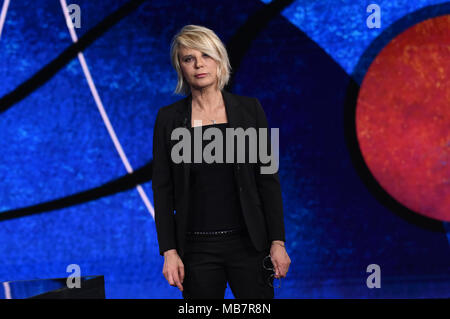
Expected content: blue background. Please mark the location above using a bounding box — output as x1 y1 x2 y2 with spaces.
0 0 449 298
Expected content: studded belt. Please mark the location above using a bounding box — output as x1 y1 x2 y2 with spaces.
185 228 244 238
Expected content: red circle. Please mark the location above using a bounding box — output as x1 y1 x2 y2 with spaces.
356 15 450 221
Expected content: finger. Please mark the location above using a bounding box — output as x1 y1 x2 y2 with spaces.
271 258 281 278
274 266 280 278
179 265 185 284
281 264 290 277
284 264 290 277
173 271 183 291
167 273 175 286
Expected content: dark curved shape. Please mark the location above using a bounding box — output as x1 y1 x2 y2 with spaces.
225 0 294 91
0 162 152 221
352 2 450 84
0 0 147 114
344 3 450 233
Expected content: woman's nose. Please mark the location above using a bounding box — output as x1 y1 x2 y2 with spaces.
195 58 205 68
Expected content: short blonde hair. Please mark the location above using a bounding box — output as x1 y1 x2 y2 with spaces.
170 25 232 96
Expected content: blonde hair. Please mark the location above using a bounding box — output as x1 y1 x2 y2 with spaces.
170 25 232 96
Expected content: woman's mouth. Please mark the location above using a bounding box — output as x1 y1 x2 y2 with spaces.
195 73 207 78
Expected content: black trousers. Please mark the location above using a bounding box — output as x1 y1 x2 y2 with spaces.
181 231 274 299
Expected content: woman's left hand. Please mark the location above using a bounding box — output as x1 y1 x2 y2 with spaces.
270 241 291 278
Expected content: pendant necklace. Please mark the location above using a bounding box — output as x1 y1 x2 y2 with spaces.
194 99 222 125
202 105 220 124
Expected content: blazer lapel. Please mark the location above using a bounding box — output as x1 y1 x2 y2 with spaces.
222 89 243 130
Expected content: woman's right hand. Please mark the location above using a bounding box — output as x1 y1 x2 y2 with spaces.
162 249 185 291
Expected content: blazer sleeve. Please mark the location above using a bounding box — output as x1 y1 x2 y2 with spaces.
253 98 286 243
152 108 177 256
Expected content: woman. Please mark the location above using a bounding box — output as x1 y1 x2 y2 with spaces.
152 25 290 299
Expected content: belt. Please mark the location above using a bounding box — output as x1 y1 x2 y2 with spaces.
185 228 244 238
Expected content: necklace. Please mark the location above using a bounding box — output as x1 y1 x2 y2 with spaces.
203 106 219 124
193 101 222 125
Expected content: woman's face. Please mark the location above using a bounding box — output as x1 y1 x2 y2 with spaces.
178 46 219 91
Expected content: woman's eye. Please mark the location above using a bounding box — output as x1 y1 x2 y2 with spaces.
184 54 208 62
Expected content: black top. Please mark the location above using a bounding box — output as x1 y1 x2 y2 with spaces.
187 122 246 232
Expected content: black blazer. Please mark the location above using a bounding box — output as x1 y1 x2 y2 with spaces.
152 89 285 257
